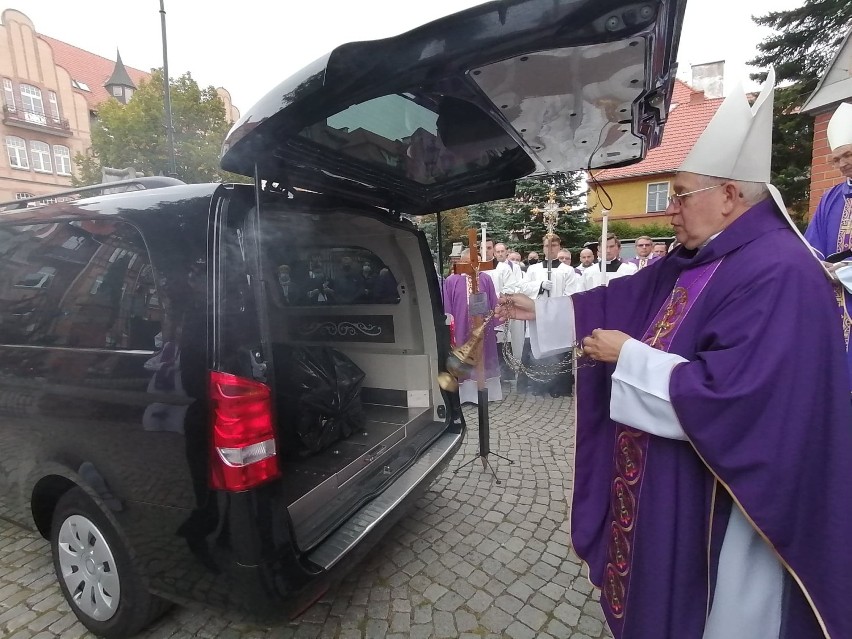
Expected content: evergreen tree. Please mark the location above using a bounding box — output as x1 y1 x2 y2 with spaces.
749 0 852 217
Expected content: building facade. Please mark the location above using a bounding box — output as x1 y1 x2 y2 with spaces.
0 8 239 203
587 78 724 228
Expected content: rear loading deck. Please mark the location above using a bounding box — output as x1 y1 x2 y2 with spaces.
282 401 441 550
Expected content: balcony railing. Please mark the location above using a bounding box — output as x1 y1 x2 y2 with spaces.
3 104 71 135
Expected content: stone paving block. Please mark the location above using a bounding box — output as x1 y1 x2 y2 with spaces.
480 606 514 633
506 620 538 639
517 603 549 630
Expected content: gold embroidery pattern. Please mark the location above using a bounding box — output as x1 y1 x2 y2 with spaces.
644 287 688 350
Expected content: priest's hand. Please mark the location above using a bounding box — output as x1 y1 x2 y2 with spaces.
581 329 630 364
497 294 535 321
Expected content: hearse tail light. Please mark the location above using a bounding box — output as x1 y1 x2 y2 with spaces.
209 371 280 491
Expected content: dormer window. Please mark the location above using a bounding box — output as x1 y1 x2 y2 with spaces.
71 79 91 92
112 86 122 97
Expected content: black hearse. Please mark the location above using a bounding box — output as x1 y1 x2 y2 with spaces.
0 1 685 636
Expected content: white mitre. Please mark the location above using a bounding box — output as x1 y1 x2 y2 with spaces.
827 102 852 151
679 69 775 182
680 69 824 266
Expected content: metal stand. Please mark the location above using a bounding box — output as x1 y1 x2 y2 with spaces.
454 388 514 484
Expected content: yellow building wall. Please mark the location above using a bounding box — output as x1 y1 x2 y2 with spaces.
588 174 674 228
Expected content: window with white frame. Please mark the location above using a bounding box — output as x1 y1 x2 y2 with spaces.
30 141 52 173
112 86 122 97
19 85 45 124
6 136 28 169
54 145 72 175
646 182 669 213
15 192 33 200
47 91 60 122
3 78 15 111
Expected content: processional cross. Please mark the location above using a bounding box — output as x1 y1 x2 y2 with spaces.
451 226 514 481
531 189 569 290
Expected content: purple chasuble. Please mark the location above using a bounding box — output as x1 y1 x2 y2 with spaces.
442 272 501 381
805 180 852 392
571 199 852 638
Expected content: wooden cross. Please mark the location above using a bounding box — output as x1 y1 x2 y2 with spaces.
451 228 495 388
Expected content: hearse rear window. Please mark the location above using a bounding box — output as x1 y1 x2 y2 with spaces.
297 93 521 185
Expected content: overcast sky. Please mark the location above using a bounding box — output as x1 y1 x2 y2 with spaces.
9 0 802 113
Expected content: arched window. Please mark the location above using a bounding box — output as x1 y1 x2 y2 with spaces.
5 136 28 169
30 141 52 173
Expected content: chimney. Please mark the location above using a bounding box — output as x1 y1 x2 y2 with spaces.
691 61 725 99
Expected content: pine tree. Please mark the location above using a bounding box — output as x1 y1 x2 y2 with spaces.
749 0 852 217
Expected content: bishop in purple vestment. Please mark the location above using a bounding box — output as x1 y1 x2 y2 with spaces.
499 191 852 637
804 101 852 393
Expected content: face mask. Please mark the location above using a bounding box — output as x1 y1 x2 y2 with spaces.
528 258 539 265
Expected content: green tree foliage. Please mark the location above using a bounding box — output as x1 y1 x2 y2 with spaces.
74 69 246 185
465 173 590 255
749 0 852 217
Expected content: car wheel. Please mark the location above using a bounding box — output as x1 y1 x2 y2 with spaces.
50 487 169 638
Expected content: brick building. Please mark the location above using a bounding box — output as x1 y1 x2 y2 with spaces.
801 27 852 219
0 8 239 202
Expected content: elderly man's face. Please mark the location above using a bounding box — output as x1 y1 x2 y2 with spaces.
494 243 508 262
635 239 653 258
832 144 852 180
579 249 594 266
605 239 620 261
668 172 728 250
557 250 572 266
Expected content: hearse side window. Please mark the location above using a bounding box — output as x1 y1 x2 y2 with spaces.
266 243 400 306
0 221 164 350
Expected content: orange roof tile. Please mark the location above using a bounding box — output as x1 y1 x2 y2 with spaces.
591 80 724 182
39 35 150 111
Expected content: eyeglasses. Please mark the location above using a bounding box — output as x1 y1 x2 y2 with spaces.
667 184 723 208
636 243 652 247
558 256 571 261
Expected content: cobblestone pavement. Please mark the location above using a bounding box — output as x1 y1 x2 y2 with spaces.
0 388 613 639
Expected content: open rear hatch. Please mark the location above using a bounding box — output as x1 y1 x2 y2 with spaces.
219 0 685 558
222 0 685 214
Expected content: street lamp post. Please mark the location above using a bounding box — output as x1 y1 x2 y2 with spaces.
159 0 177 178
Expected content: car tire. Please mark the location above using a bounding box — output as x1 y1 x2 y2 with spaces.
50 487 169 638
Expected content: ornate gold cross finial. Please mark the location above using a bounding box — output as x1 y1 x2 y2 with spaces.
532 189 569 237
